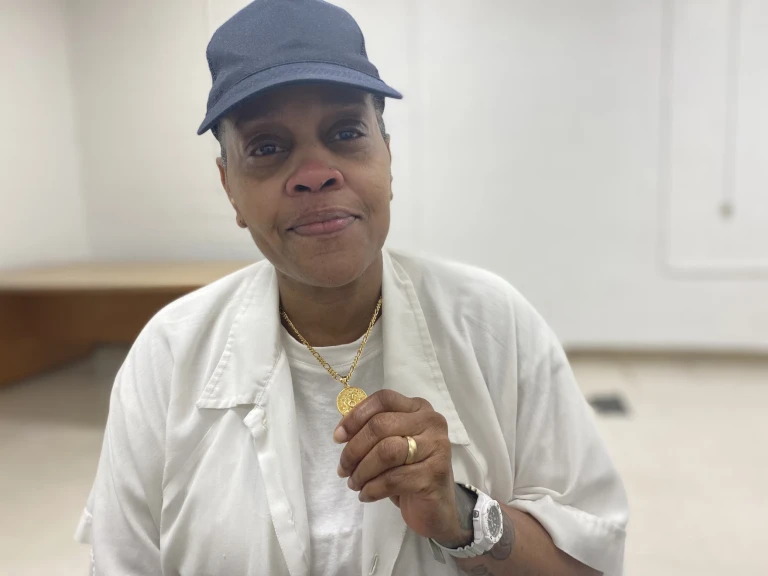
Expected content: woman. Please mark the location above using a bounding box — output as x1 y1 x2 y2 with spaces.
77 1 628 575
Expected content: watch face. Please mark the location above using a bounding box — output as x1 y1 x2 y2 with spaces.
487 503 502 538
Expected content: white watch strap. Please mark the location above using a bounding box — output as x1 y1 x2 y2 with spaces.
429 484 502 560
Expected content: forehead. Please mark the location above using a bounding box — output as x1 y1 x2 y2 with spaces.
230 84 372 129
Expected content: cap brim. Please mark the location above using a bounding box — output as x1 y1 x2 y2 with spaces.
197 62 403 135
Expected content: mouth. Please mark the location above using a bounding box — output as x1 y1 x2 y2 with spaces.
287 209 360 237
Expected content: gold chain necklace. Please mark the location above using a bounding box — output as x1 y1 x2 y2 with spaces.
280 296 383 415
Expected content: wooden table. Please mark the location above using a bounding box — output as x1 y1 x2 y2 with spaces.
0 262 250 387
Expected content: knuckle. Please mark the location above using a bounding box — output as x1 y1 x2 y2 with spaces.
378 437 404 465
339 448 354 471
368 413 391 438
383 470 400 491
414 474 435 496
431 463 451 485
429 411 448 430
359 484 374 500
379 389 398 407
414 396 433 411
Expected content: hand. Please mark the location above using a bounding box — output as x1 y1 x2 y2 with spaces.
334 389 473 547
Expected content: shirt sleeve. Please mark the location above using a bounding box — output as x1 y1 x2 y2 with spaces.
507 298 629 575
74 323 170 575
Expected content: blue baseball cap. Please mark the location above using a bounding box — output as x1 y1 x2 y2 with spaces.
198 0 403 135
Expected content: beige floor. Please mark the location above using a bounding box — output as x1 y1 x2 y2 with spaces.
1 349 767 575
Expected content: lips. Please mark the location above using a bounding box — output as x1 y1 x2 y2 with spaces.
287 210 359 237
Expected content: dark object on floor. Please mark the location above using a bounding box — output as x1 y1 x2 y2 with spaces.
587 393 630 416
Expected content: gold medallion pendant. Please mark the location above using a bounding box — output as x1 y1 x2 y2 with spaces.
280 296 383 416
337 386 368 416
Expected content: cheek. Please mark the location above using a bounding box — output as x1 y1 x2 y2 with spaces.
354 176 392 244
349 163 392 210
367 177 393 224
231 178 282 232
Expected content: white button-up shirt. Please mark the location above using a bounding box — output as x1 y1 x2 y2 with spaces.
76 250 628 576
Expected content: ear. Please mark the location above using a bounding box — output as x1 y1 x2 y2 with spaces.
217 158 248 229
216 157 228 192
384 135 393 200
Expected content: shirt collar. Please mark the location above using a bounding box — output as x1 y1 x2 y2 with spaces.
197 249 469 446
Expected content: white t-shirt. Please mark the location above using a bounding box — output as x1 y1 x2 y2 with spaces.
281 322 383 576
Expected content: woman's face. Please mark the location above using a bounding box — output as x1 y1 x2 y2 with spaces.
218 84 392 288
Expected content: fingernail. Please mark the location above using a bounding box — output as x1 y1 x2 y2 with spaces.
347 477 356 490
359 493 372 503
337 463 347 478
333 425 348 444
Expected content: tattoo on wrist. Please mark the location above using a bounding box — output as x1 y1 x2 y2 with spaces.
462 512 515 575
482 508 515 561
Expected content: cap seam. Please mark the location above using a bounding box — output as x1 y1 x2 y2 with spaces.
213 59 383 101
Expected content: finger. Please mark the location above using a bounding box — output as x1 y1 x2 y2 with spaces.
358 462 432 503
389 495 400 508
338 411 428 477
346 433 431 491
334 389 430 443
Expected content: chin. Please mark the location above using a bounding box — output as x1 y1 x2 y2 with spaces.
270 224 388 288
296 257 371 288
284 243 381 288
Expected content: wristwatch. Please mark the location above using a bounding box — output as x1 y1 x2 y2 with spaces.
430 484 503 559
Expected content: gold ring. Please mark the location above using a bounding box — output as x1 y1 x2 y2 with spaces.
404 436 417 465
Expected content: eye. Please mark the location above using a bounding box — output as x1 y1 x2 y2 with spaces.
251 142 285 157
333 128 363 142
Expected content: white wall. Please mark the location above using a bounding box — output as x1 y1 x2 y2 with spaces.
664 0 768 272
0 0 89 269
409 0 768 350
62 0 768 350
67 0 255 261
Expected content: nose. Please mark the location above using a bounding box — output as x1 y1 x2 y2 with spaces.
285 162 345 196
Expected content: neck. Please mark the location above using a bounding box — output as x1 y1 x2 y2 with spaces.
278 253 383 347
